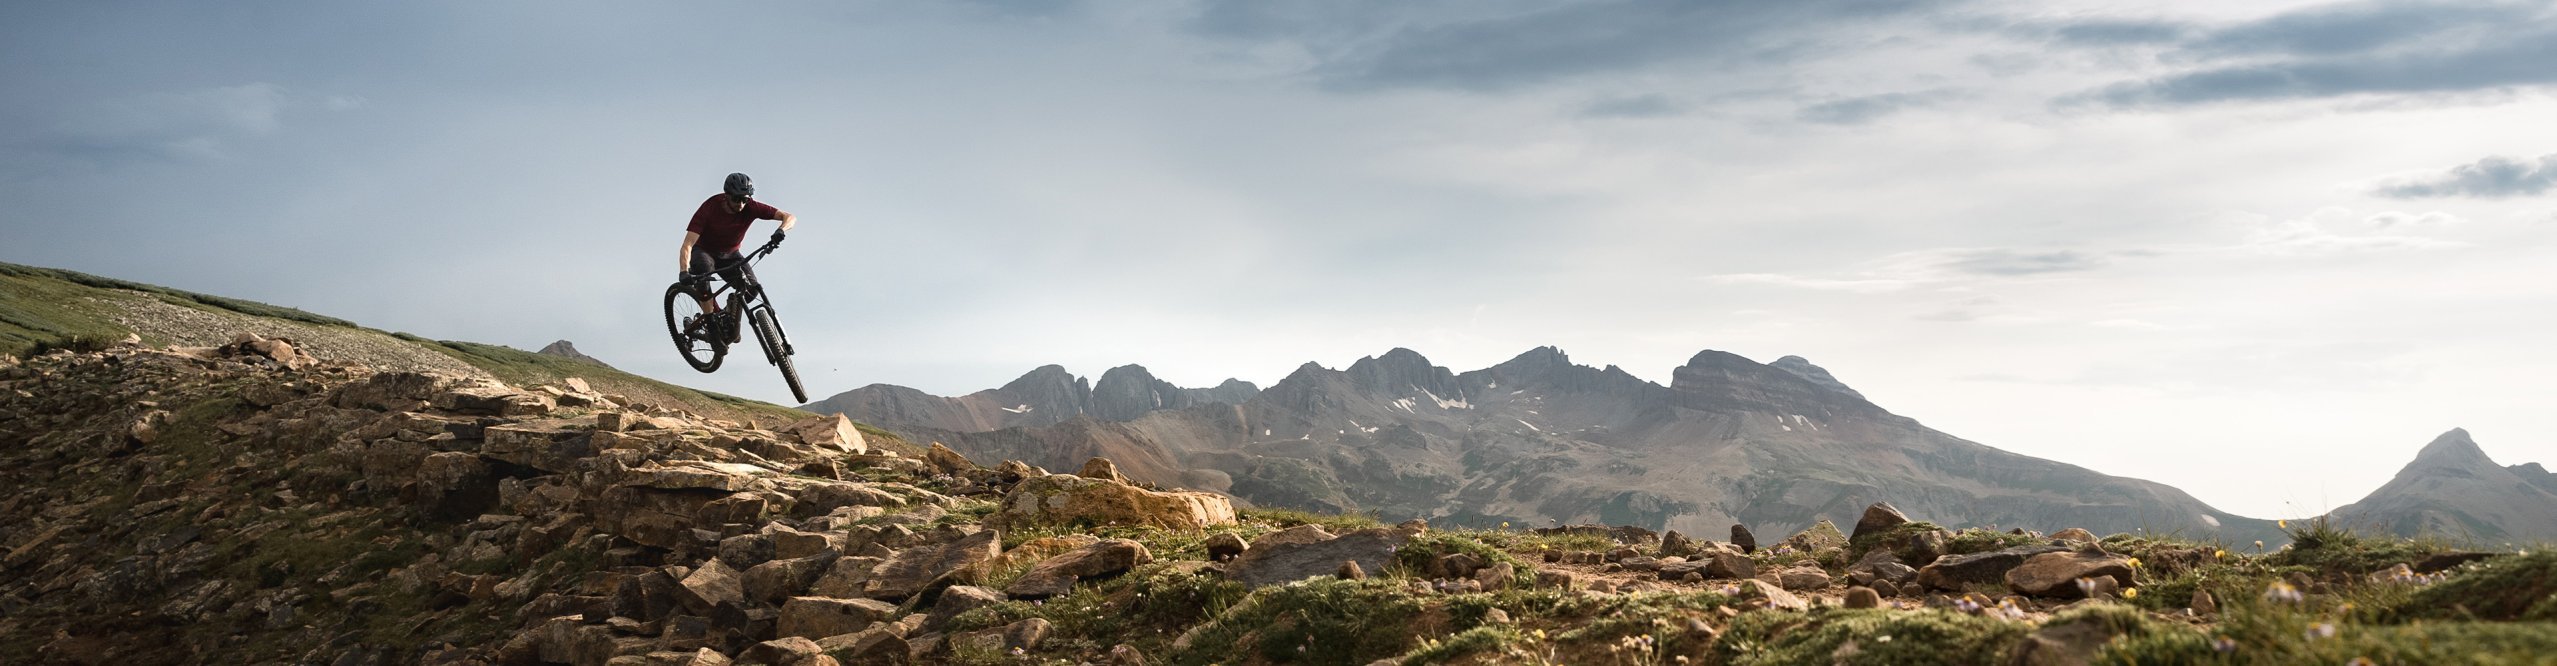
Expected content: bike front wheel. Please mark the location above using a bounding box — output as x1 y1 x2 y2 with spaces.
748 308 807 404
663 283 726 373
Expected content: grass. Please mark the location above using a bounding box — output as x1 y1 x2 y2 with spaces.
1714 607 2036 666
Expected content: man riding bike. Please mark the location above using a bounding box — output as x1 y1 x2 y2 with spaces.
679 172 797 341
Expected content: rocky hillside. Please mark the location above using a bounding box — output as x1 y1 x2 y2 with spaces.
2325 429 2557 544
0 261 800 426
801 365 1257 433
7 338 2551 665
828 346 2283 545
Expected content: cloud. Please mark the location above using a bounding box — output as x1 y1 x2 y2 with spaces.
2058 1 2557 107
1796 90 1959 125
1927 248 2107 275
1580 93 1687 119
1193 0 1960 93
28 83 356 163
2374 154 2557 199
2233 207 2466 255
1704 273 1913 293
1710 247 2115 294
2045 19 2192 46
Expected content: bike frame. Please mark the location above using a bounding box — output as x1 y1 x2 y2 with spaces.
694 239 791 357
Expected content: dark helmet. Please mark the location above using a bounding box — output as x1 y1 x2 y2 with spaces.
723 172 755 199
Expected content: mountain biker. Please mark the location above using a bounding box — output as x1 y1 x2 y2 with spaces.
678 172 796 340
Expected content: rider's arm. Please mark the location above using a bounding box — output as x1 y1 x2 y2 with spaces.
678 232 700 271
774 210 796 232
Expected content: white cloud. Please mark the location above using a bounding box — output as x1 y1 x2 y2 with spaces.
40 83 356 161
2231 207 2466 255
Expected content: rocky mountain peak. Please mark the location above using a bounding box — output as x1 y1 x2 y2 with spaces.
1346 348 1464 399
535 339 610 368
1770 355 1865 401
2407 428 2497 475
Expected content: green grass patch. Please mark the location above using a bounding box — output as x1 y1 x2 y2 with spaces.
1714 607 2034 666
1171 578 1431 665
2386 550 2556 622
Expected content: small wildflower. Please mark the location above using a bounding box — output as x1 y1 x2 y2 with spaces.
1011 647 1027 657
2279 519 2288 528
2307 623 2337 640
2123 588 2139 600
2262 581 2304 604
2075 578 2099 597
2212 637 2238 653
2214 549 2227 559
1533 629 1547 641
2126 557 2143 569
2254 540 2265 551
1501 521 1511 529
1877 635 1892 643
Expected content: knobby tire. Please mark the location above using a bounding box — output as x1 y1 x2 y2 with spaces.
663 283 725 372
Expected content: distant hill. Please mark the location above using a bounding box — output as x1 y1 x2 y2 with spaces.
814 345 2286 543
2325 429 2557 544
536 339 613 368
802 363 1258 431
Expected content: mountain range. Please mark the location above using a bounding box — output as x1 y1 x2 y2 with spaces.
810 346 2305 543
2326 428 2557 543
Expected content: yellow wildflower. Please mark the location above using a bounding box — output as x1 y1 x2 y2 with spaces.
2123 588 2139 599
2127 557 2143 569
2214 549 2227 559
2278 519 2288 528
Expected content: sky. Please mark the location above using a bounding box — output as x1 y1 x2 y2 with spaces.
4 0 2553 519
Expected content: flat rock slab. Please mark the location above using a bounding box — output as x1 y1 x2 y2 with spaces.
1915 543 2070 592
1004 539 1153 599
994 473 1237 530
2006 549 2135 598
1226 528 1412 588
865 530 1002 602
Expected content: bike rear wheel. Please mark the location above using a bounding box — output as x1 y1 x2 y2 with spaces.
749 307 807 404
663 283 726 373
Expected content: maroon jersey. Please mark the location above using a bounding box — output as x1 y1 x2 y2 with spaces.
686 194 781 253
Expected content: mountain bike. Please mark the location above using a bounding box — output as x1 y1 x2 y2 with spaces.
662 235 807 403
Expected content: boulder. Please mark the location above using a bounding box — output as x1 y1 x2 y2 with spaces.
1078 457 1129 484
806 557 885 598
768 526 841 560
1659 530 1699 557
864 530 1002 602
776 597 898 639
743 553 839 604
1004 539 1153 599
2006 549 2135 599
1731 579 1808 611
1844 586 1882 609
815 629 907 666
1226 528 1411 588
1776 567 1832 592
675 559 745 612
1731 524 1757 554
1914 543 2071 592
1783 519 1848 552
1204 532 1247 562
783 414 868 454
626 462 767 492
738 637 824 666
925 443 975 475
1848 502 1908 543
924 585 1007 632
993 473 1236 531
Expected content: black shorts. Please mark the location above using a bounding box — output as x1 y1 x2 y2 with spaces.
689 249 754 295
